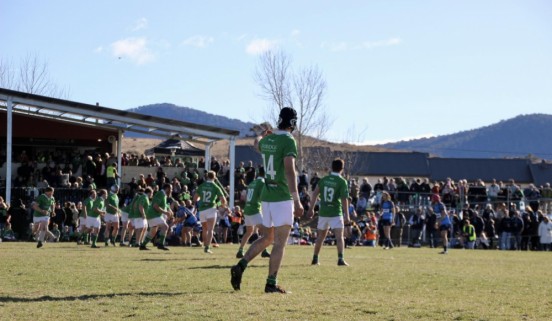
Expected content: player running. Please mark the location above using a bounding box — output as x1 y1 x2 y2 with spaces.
429 195 450 254
131 188 151 247
140 183 173 251
77 189 96 245
236 167 271 259
104 185 120 246
88 189 107 248
380 192 396 249
32 187 56 248
193 171 227 254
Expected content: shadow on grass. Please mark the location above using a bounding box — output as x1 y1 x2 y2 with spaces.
188 264 232 270
188 264 265 270
0 291 185 303
136 258 189 262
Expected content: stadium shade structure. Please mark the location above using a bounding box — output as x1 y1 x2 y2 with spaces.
0 87 241 205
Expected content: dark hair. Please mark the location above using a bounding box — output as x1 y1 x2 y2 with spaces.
257 167 265 177
277 107 298 131
331 158 345 172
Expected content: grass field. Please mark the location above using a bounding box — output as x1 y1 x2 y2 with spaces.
1 242 551 321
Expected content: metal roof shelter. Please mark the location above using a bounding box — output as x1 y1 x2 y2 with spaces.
146 136 205 157
353 152 431 177
0 87 240 205
529 161 552 187
235 145 263 168
428 158 533 183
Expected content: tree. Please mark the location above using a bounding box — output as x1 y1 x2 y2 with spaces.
254 50 331 171
0 53 68 98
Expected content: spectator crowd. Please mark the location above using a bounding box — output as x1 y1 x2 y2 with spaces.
1 149 551 252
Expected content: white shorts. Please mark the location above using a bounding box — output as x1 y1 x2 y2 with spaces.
262 200 294 228
132 218 148 229
104 213 119 224
33 216 50 224
199 208 217 223
86 216 101 229
78 217 87 229
121 211 129 223
244 213 263 226
317 216 344 230
148 217 167 228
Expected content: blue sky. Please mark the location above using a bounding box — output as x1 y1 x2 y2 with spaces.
2 1 551 144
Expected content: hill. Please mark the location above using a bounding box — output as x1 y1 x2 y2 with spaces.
126 103 256 137
124 103 392 156
381 114 552 159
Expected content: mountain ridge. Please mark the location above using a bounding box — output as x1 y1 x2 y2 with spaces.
125 104 552 159
126 103 256 137
381 113 552 159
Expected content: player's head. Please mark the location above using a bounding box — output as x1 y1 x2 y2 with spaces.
277 107 298 132
206 170 216 180
44 187 54 196
144 187 153 197
257 167 265 178
331 158 345 173
98 189 108 199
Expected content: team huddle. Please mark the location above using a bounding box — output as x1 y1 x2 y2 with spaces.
31 107 352 294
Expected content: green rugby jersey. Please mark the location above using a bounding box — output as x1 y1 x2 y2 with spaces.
317 172 348 217
130 194 150 219
83 197 95 218
146 190 168 219
33 194 55 217
127 194 141 219
196 181 225 211
89 198 105 218
243 177 265 216
258 131 297 202
106 192 119 215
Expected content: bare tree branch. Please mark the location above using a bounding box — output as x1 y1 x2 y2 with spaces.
254 50 291 112
0 58 16 89
254 49 331 171
0 53 69 98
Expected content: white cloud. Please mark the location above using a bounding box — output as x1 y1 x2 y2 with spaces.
131 18 148 31
290 29 304 47
321 41 350 52
246 38 279 55
111 37 155 64
94 46 103 53
362 37 402 49
182 35 214 48
322 37 402 52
